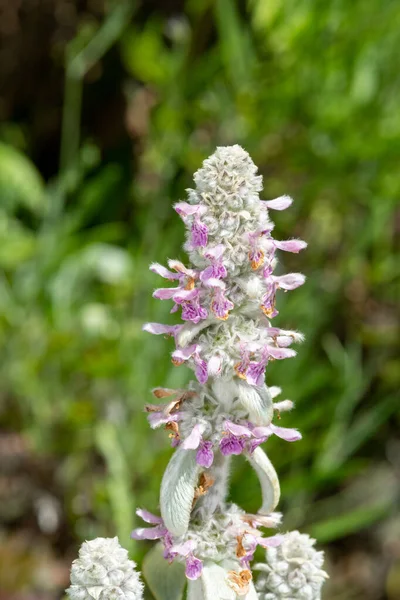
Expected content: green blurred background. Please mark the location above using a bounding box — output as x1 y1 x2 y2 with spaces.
0 1 399 598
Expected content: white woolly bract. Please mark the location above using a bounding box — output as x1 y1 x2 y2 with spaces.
254 531 328 600
66 537 143 600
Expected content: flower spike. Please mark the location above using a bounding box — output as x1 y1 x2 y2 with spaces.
136 146 327 598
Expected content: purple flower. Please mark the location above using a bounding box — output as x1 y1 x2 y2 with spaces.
182 423 206 450
194 354 208 383
200 262 227 283
248 232 265 270
211 289 234 320
167 539 203 580
142 323 183 338
261 281 278 319
174 202 207 219
219 419 301 456
181 298 208 324
172 344 200 365
131 509 167 540
252 423 302 442
150 263 181 280
234 348 250 380
200 244 227 283
219 433 245 456
191 218 208 248
182 424 214 467
246 358 268 386
266 345 296 360
196 441 214 468
185 555 203 580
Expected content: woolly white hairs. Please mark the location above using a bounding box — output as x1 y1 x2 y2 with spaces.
66 537 143 600
254 531 328 600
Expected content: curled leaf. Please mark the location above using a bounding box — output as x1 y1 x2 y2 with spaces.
246 446 280 514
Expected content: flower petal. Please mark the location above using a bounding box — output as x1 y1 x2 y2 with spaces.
224 420 253 438
185 555 203 580
182 423 206 450
196 441 214 468
170 539 196 556
143 323 182 336
274 239 307 253
269 424 302 442
262 195 293 210
219 434 245 456
257 533 284 548
171 344 199 363
150 263 180 280
174 202 207 218
204 244 225 260
131 524 166 540
136 508 163 524
153 287 179 300
273 273 306 290
266 346 297 360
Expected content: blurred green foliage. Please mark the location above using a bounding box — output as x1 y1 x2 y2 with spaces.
0 0 399 598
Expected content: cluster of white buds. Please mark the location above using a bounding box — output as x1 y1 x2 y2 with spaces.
254 531 328 600
66 537 143 600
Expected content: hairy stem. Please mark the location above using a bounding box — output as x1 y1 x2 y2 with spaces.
193 453 231 519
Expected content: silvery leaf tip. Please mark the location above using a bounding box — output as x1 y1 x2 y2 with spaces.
66 537 144 600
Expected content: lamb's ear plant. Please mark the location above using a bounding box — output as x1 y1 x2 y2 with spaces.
134 145 328 599
66 145 328 600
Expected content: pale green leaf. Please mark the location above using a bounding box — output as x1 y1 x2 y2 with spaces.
142 543 186 600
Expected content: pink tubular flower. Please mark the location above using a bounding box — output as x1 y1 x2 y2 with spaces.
219 433 245 456
211 288 234 320
169 540 203 580
131 509 167 541
196 441 214 468
185 555 203 580
182 423 214 467
219 419 301 457
173 202 207 219
171 345 209 384
191 217 208 248
200 244 227 284
261 280 279 319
